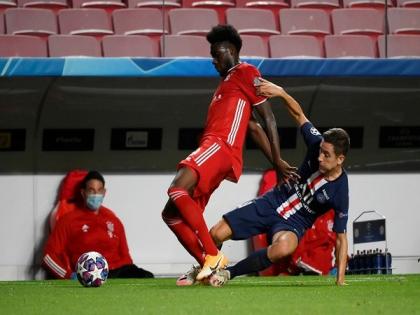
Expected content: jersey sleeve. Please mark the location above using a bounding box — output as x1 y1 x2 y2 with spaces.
301 121 322 148
332 181 349 234
43 219 73 279
236 64 267 106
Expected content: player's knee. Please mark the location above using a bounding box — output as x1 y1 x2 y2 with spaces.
267 241 295 262
210 219 231 246
161 201 180 224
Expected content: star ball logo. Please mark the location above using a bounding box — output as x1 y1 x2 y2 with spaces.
310 127 321 136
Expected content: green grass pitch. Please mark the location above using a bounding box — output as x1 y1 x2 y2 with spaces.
1 275 419 315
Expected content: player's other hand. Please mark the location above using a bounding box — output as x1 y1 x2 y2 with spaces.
255 78 285 99
275 159 300 187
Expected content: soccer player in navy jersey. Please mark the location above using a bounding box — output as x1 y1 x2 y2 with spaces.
209 78 350 286
161 25 298 286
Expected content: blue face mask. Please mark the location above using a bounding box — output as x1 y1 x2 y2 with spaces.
86 194 104 211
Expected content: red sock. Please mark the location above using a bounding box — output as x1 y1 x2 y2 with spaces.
162 215 205 266
168 187 218 256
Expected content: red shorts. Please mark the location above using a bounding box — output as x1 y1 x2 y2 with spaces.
178 137 234 210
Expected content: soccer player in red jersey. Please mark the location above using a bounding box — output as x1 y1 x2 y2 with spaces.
43 171 153 279
161 25 298 285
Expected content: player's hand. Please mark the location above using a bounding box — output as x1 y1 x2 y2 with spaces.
255 77 285 99
335 278 348 286
275 159 300 186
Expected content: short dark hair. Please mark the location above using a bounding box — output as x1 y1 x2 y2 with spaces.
323 128 350 156
81 170 105 189
206 24 242 53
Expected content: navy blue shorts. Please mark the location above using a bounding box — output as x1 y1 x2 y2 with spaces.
223 196 306 241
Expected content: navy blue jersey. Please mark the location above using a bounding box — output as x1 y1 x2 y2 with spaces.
260 122 349 234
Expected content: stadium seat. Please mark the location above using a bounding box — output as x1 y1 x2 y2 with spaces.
17 0 68 10
269 34 324 58
71 0 126 10
324 34 377 58
397 0 420 7
58 9 113 36
331 8 384 36
182 0 234 24
388 8 420 35
0 0 16 11
162 34 209 57
0 12 4 33
169 8 218 35
235 0 289 29
240 34 269 58
5 8 57 36
127 0 181 8
290 0 340 10
226 8 280 38
102 35 159 57
112 8 167 36
48 34 102 57
342 0 393 8
0 34 47 56
378 34 420 58
280 9 331 37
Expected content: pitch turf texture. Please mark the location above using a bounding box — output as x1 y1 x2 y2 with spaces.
1 275 419 315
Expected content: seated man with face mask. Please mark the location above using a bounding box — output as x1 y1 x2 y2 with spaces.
43 170 154 279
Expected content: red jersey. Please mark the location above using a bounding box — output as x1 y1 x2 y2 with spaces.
43 206 133 279
202 62 267 182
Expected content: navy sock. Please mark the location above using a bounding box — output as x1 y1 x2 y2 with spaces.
227 248 272 279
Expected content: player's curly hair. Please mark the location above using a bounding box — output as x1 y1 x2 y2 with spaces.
323 128 350 156
206 24 242 53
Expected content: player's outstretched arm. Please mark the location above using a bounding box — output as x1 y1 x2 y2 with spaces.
255 78 309 127
248 117 273 164
335 232 348 286
253 101 299 184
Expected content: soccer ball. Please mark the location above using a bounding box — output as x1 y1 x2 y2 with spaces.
76 251 109 287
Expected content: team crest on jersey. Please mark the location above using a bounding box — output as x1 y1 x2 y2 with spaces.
316 193 326 204
107 221 114 238
310 127 321 136
82 224 89 233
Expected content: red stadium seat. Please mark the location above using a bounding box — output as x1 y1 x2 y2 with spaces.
169 8 218 35
5 8 57 36
0 12 4 33
388 8 420 35
126 0 181 8
241 34 269 58
324 34 377 58
17 0 69 11
0 34 47 56
58 8 113 36
235 0 289 29
269 34 324 58
182 0 235 24
0 0 17 12
280 8 331 37
162 34 209 57
48 34 102 57
397 0 420 7
331 8 384 37
342 0 393 8
378 34 420 58
102 35 160 57
71 0 126 11
290 0 340 10
112 8 167 36
226 8 280 43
